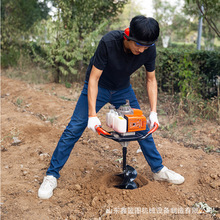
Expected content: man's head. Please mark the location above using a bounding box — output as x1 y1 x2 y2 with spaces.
129 15 160 45
123 15 160 55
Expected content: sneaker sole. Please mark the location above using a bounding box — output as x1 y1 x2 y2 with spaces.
38 191 53 199
154 177 185 185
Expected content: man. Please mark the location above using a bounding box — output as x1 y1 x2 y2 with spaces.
38 15 184 199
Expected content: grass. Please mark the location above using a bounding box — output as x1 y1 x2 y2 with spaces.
157 92 220 154
2 64 53 85
204 146 215 153
65 82 72 88
59 96 73 101
47 116 57 125
16 98 23 107
0 128 20 144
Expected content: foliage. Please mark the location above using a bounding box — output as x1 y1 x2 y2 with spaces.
109 0 143 30
156 48 220 99
179 94 219 120
1 0 49 32
152 0 198 47
132 48 220 121
171 14 198 42
152 0 176 43
177 53 200 98
184 0 220 37
31 0 127 82
1 0 50 68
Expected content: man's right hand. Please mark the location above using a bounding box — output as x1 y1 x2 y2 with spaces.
87 116 101 132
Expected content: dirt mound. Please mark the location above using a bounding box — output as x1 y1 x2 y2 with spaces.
1 76 220 220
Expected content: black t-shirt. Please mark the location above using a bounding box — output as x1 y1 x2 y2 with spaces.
85 30 156 90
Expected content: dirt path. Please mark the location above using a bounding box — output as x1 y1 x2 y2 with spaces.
1 76 220 220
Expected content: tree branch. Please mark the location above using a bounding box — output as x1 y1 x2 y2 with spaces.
196 0 220 37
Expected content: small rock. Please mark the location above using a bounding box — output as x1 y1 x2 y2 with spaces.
5 165 9 169
214 198 220 203
12 137 21 146
210 180 220 189
188 196 194 201
1 146 7 152
180 164 183 167
136 148 142 153
69 214 77 220
186 199 194 206
91 196 99 207
39 153 50 161
131 158 137 162
210 174 218 179
82 140 88 145
74 184 81 191
23 171 28 176
106 199 112 205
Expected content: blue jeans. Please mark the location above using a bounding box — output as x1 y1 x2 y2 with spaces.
47 82 163 178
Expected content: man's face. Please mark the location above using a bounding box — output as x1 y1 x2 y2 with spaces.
128 41 150 55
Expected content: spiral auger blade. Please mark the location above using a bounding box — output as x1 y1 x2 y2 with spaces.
114 145 138 189
114 165 138 189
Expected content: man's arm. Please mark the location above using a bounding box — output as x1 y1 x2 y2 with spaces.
146 70 157 112
146 70 159 129
88 65 103 116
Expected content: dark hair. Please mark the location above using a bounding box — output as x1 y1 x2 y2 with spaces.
130 15 160 43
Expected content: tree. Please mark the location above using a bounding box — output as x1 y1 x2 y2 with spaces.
110 0 143 30
1 0 49 33
171 13 197 42
1 0 50 67
185 0 220 38
32 0 128 82
1 0 50 43
152 0 177 47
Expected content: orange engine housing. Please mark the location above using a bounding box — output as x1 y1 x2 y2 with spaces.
124 109 147 132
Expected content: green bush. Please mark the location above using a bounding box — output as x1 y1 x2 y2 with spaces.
1 46 20 68
1 40 37 68
156 48 220 99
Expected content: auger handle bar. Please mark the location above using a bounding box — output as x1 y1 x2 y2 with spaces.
95 123 159 142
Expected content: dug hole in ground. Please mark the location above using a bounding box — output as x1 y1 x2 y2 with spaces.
1 76 220 220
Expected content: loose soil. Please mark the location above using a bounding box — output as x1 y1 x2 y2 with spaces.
1 76 220 220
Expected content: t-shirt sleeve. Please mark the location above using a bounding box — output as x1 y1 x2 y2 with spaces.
93 39 108 70
144 47 156 72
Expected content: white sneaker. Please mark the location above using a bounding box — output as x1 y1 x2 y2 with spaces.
38 175 57 199
153 166 185 185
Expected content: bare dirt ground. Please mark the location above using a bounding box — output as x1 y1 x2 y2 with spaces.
1 76 220 220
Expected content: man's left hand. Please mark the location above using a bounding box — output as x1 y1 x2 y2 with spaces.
147 111 159 130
